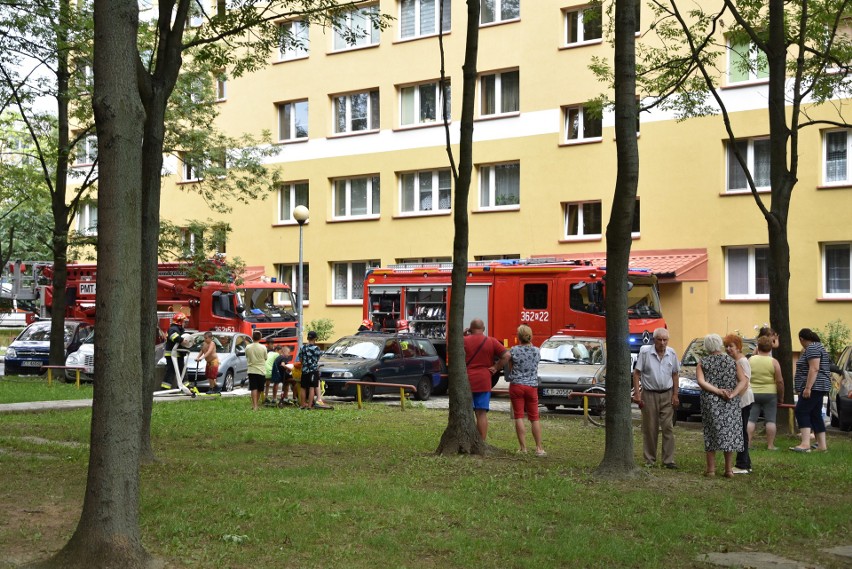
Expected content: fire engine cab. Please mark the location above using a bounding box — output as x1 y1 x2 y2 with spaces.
363 259 666 354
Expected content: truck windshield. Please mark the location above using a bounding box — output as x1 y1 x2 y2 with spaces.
238 288 296 321
626 283 662 319
569 278 662 319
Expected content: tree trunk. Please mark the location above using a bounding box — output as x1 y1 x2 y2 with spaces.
43 0 149 565
48 0 72 367
436 0 484 456
596 0 641 477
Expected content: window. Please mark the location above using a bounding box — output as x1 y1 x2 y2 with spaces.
279 20 309 60
563 201 601 239
278 182 309 223
278 100 309 141
396 256 451 264
564 104 602 142
524 283 548 309
631 199 641 237
188 0 204 28
400 0 451 39
333 175 381 219
400 80 449 127
76 203 98 236
727 138 771 192
476 254 520 260
824 129 852 185
333 5 380 51
400 169 451 214
565 4 602 44
481 0 519 25
480 69 519 116
276 263 310 302
334 90 380 134
181 153 200 182
725 246 769 299
823 243 851 297
179 226 226 257
333 260 380 301
479 162 520 209
728 38 768 84
74 135 97 166
215 74 227 101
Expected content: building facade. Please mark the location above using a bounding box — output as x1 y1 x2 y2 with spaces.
152 0 851 354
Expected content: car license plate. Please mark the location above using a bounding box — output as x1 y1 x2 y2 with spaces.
22 360 43 367
543 388 572 397
682 402 692 409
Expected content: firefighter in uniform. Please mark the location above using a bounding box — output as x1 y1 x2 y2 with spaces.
162 313 189 390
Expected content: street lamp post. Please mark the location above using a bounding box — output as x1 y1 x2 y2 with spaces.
293 205 309 356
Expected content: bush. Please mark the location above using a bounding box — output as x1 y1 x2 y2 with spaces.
819 319 850 363
306 318 334 342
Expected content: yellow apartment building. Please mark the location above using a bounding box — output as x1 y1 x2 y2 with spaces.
151 0 851 354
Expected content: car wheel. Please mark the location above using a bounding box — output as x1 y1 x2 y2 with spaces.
587 391 606 427
545 404 557 411
675 410 690 422
360 378 375 401
222 370 235 392
830 413 839 428
415 375 432 401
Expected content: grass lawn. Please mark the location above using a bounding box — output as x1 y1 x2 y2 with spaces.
0 375 94 403
0 396 849 569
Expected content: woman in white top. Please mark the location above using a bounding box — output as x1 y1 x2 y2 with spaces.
724 334 753 474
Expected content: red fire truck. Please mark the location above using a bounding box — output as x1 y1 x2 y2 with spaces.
5 261 299 348
363 258 666 353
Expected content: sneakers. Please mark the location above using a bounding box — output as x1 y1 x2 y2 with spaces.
663 463 678 470
731 467 751 475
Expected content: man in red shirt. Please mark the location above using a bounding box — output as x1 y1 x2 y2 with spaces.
464 318 510 441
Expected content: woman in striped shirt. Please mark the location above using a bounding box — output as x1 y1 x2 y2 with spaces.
789 328 832 452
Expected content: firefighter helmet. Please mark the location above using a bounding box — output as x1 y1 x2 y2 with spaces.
361 319 373 330
172 312 188 323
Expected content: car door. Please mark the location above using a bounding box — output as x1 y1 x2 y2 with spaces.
376 339 403 387
233 334 249 377
397 337 423 386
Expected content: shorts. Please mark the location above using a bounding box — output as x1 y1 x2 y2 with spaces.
472 391 491 411
748 393 778 424
248 373 266 392
205 359 219 380
509 383 540 421
300 369 319 389
269 375 284 384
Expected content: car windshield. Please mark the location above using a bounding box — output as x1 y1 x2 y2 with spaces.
187 333 230 353
17 322 52 341
682 338 756 366
325 337 383 359
539 338 603 364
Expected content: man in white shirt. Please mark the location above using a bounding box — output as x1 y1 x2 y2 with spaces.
632 328 680 469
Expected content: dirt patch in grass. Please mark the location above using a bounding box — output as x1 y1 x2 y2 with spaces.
0 499 80 568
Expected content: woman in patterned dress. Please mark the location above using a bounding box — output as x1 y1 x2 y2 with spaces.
507 325 545 456
696 334 747 477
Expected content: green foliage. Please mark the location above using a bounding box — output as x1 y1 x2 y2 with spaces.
306 318 335 342
157 219 246 286
819 319 850 363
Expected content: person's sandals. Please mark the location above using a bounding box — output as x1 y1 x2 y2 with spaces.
703 471 716 477
535 449 547 457
789 446 811 453
723 471 735 478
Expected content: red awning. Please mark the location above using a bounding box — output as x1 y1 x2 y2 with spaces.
535 249 708 283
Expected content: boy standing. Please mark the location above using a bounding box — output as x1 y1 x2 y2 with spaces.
245 331 268 410
298 330 322 409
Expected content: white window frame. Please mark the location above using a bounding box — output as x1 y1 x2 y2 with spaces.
564 4 602 45
332 260 380 302
728 37 768 84
278 20 310 61
479 69 519 117
563 104 602 143
332 175 381 220
333 90 380 134
215 75 227 101
275 263 310 303
74 135 97 166
726 138 771 193
182 154 200 182
725 246 770 299
399 80 449 127
399 169 452 215
333 4 380 51
278 99 309 141
823 129 852 186
631 198 641 238
277 182 310 223
563 201 602 240
188 0 205 28
478 162 520 210
822 243 852 298
480 0 520 25
76 203 98 236
400 0 451 39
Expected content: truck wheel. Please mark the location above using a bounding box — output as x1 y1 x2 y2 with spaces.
222 370 235 392
415 375 432 401
545 404 557 411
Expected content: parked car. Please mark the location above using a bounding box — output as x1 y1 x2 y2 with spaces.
319 331 446 401
3 319 93 376
537 334 606 413
677 336 757 421
829 345 852 431
64 329 167 383
155 331 251 392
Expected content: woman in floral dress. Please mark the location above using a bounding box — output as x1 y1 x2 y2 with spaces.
696 334 747 478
